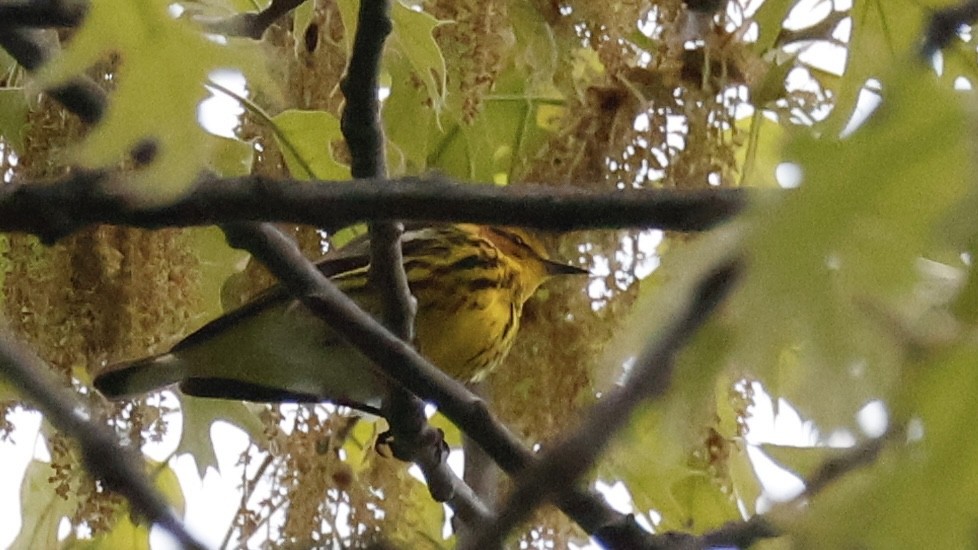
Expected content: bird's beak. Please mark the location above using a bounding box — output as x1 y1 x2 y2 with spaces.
544 260 589 276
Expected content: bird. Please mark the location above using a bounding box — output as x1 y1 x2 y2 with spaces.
93 224 587 412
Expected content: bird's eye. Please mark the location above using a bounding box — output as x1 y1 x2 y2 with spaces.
513 235 527 247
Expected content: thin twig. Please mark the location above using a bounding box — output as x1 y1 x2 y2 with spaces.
339 0 390 181
338 0 477 526
921 0 978 58
682 427 898 549
455 383 501 546
201 0 308 39
0 332 204 549
797 426 897 499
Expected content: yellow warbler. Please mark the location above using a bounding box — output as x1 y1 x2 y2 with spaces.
94 224 586 410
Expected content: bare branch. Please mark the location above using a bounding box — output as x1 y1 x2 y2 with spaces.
0 172 747 243
338 0 413 354
0 332 204 549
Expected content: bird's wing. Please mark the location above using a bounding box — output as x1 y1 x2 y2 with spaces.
173 250 372 353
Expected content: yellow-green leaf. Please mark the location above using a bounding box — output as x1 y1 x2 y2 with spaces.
33 0 266 202
0 87 28 154
13 460 78 549
735 64 970 424
176 395 266 477
271 109 350 180
389 2 447 115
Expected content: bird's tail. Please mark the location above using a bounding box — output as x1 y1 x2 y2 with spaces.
93 353 184 399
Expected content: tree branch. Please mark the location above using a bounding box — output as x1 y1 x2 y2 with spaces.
0 172 748 243
340 0 390 181
0 332 204 549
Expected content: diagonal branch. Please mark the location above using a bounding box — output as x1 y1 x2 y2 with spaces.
0 331 204 550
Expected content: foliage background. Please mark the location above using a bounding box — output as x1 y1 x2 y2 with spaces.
1 0 977 548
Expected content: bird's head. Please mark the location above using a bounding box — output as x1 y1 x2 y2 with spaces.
479 226 588 302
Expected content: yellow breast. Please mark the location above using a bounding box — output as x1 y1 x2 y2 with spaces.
413 279 521 382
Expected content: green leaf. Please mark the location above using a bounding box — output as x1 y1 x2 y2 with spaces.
0 87 28 154
795 343 978 547
13 460 78 549
384 53 437 172
671 474 741 533
292 0 316 51
606 411 699 529
176 395 266 477
735 64 970 424
509 1 558 87
389 2 447 116
426 73 556 182
939 40 978 88
751 0 800 53
952 236 978 323
735 110 785 188
751 52 798 107
390 472 448 549
152 461 187 516
271 109 350 180
605 329 742 531
336 0 359 54
64 520 150 550
207 134 255 178
727 444 762 516
606 390 748 532
188 226 250 321
819 0 958 135
342 416 378 474
33 0 267 202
